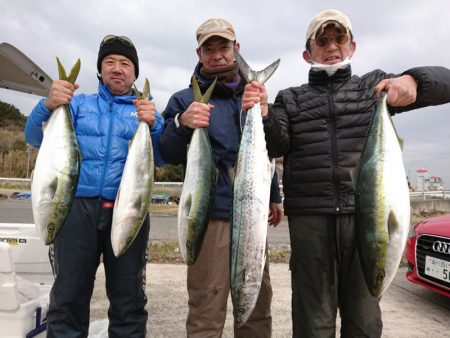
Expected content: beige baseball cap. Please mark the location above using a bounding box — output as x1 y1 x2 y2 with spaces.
196 18 236 47
306 9 352 41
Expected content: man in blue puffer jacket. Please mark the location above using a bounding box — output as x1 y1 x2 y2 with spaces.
25 35 164 338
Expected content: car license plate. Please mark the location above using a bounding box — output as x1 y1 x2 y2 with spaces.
425 256 450 282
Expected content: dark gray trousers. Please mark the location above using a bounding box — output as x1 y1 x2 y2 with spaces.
288 214 382 338
47 198 150 338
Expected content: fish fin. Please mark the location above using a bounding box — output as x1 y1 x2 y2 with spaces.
349 166 358 187
42 120 48 132
143 78 151 99
133 194 142 211
185 193 192 217
387 112 404 151
256 59 281 84
398 136 404 151
202 78 217 103
227 165 236 186
49 176 58 200
191 76 217 103
133 78 151 101
233 50 253 83
56 57 81 83
379 92 405 150
77 146 83 162
56 57 67 81
238 110 246 133
361 91 387 150
191 76 201 102
212 166 219 186
116 187 121 201
67 59 81 84
270 158 276 179
133 84 143 100
387 210 400 240
234 50 280 84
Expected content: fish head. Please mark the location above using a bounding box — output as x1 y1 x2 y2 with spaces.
233 305 249 328
360 237 388 297
369 269 386 297
185 240 196 265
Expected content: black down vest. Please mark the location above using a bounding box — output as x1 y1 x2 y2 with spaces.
263 65 450 215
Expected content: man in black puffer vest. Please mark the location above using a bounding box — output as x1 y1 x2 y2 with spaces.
242 8 450 338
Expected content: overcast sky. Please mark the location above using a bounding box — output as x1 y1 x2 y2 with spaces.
1 0 449 188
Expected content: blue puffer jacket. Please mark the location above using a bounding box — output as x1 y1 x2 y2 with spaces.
25 81 164 200
158 64 281 220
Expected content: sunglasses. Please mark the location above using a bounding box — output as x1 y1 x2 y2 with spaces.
313 34 349 48
101 35 134 47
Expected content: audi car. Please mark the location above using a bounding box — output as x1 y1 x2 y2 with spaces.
405 214 450 297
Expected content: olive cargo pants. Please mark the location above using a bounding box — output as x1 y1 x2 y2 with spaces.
186 219 272 338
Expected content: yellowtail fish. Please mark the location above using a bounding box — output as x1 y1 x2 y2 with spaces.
177 76 217 265
31 58 81 245
111 79 154 257
353 92 410 297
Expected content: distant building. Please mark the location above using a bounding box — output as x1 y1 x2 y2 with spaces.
429 176 444 191
415 168 444 191
416 168 429 191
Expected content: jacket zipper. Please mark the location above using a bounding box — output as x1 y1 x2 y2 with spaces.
98 100 115 200
328 82 340 213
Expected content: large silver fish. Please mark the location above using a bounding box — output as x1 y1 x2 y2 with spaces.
178 76 217 265
353 92 410 297
31 58 81 245
231 51 280 327
111 79 154 257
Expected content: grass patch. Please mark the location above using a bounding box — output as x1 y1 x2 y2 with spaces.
149 241 184 264
149 204 178 216
268 246 291 264
148 241 291 264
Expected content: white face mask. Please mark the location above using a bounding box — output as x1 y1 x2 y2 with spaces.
310 56 352 76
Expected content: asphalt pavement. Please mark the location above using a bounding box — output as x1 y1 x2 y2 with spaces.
0 198 291 246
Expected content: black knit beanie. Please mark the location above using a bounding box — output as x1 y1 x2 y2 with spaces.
97 37 139 78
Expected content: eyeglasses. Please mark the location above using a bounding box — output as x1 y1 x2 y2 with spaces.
100 35 134 47
313 34 349 48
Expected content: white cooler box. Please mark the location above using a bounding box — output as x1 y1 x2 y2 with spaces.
0 223 54 337
0 223 54 285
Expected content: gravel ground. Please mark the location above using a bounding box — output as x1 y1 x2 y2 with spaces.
89 263 450 338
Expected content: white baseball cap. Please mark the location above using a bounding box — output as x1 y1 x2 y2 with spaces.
306 9 352 41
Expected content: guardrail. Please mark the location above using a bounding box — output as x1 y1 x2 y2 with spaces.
0 177 183 188
410 190 450 200
0 177 30 182
152 182 183 187
1 177 448 199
